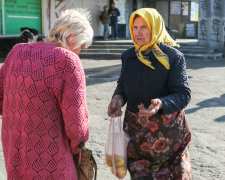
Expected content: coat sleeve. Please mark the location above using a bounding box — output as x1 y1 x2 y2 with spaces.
160 53 191 114
116 8 120 16
113 53 127 103
54 51 89 154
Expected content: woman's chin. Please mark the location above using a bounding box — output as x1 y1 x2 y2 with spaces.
136 42 145 47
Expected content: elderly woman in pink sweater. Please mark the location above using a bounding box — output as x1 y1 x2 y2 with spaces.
0 9 93 179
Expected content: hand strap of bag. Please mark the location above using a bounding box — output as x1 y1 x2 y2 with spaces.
91 152 97 180
77 142 84 166
111 116 116 175
111 116 122 176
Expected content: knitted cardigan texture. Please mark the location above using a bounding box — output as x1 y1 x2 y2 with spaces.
0 41 89 180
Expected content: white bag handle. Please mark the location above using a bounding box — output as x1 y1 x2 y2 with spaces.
111 116 122 176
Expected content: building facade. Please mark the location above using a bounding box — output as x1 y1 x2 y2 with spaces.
0 0 197 38
1 0 225 51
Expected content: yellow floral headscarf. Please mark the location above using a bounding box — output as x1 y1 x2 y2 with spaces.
129 8 179 70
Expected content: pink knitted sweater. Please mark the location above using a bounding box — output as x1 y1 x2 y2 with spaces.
0 41 89 180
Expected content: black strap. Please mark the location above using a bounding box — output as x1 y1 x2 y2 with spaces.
91 154 97 180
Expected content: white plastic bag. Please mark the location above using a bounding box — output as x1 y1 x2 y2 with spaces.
105 117 129 179
108 26 112 36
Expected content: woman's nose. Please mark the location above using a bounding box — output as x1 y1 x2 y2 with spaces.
137 29 142 35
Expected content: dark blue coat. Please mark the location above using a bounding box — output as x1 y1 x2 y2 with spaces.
108 7 120 23
113 43 191 114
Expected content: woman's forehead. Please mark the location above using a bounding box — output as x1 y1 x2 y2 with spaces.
133 16 146 24
133 16 150 28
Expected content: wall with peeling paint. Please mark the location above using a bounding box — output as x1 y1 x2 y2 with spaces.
42 0 110 37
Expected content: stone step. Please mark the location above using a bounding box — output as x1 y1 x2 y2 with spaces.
92 39 198 46
177 48 215 53
80 51 224 60
80 52 122 59
80 39 224 60
84 46 209 53
92 40 133 45
82 46 213 55
82 48 127 53
177 45 205 49
185 52 223 60
88 44 133 49
89 44 204 50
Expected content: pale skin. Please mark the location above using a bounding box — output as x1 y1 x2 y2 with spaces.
67 34 85 55
104 6 108 11
107 16 163 117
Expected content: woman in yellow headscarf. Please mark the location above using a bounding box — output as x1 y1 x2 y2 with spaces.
107 8 191 179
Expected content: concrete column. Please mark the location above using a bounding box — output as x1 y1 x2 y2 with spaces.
137 0 143 10
198 0 210 47
125 0 132 38
209 0 223 49
222 1 225 47
198 0 224 50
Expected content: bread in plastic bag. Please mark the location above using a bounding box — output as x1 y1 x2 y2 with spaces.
105 117 130 179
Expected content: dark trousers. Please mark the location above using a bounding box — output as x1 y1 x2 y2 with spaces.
110 21 118 39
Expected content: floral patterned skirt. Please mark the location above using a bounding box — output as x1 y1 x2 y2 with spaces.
124 109 191 180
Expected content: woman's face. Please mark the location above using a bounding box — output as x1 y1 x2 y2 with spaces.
132 16 152 46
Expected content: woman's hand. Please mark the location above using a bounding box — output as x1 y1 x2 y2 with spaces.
108 95 124 117
138 99 163 117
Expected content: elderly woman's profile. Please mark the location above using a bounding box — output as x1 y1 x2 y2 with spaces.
0 9 93 180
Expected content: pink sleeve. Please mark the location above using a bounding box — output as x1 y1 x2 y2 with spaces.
54 51 89 154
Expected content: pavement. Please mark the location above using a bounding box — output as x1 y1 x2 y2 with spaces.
1 41 225 179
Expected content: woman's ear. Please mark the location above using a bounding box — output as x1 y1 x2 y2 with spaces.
66 34 74 48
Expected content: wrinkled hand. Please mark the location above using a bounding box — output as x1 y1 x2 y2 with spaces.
108 95 124 117
138 99 163 117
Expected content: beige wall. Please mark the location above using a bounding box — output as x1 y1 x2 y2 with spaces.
42 0 109 37
137 0 143 10
156 1 169 26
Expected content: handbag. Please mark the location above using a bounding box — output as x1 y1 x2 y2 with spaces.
73 144 97 180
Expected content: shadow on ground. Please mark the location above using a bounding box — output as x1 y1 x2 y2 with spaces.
186 58 225 70
215 115 225 122
186 94 225 123
85 64 121 86
84 58 225 86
